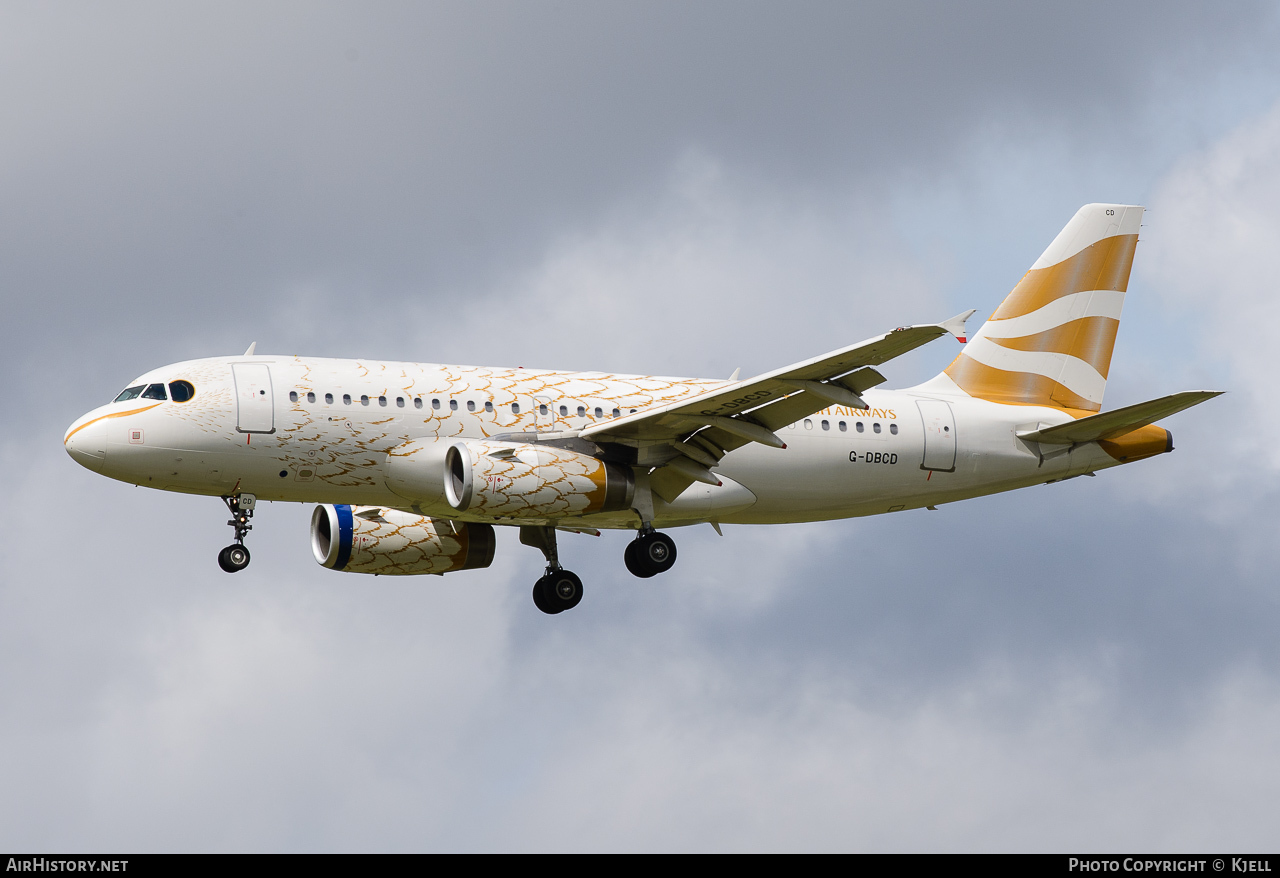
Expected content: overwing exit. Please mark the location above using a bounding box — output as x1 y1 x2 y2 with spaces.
64 204 1221 614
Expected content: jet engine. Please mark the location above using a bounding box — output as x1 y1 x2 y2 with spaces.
386 438 633 518
311 504 496 575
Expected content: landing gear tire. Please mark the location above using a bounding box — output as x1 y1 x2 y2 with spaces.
218 544 251 573
624 540 651 578
532 581 557 614
625 531 677 578
534 570 583 614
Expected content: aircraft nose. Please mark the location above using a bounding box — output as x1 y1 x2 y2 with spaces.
65 416 107 473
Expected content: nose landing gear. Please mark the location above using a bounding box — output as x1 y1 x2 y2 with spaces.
218 493 256 573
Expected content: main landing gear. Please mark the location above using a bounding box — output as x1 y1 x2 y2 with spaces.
218 493 256 573
520 526 583 615
521 524 679 614
624 529 677 578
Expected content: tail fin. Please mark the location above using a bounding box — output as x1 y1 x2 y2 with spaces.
940 203 1144 413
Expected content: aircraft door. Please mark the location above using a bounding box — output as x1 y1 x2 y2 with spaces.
916 399 955 472
233 363 275 434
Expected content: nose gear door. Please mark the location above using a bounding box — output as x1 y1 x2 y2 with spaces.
233 363 275 434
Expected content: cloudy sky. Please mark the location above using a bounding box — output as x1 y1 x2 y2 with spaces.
3 1 1280 852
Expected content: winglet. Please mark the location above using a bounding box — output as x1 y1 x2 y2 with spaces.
243 342 257 356
940 310 977 344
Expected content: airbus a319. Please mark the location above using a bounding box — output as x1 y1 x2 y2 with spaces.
64 204 1219 614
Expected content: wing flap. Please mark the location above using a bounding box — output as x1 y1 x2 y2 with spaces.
650 467 698 503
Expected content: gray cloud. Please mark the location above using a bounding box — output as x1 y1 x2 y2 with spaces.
3 1 1280 851
5 3 1278 369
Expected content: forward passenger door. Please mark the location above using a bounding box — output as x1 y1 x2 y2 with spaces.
233 363 275 434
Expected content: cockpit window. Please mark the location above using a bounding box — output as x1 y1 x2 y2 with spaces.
141 383 168 401
114 385 145 402
169 380 195 403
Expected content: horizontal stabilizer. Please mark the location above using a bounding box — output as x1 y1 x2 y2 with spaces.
1017 391 1223 445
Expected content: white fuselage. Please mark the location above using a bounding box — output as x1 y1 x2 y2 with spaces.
64 354 1120 529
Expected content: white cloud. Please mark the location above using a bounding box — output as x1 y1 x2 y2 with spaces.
1145 100 1280 471
489 663 1280 852
408 153 945 380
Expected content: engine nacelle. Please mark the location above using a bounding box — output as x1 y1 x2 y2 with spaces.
311 504 496 575
387 438 633 519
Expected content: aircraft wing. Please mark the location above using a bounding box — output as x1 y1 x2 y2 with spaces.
580 310 975 499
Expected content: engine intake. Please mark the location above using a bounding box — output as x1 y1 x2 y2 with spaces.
311 504 496 575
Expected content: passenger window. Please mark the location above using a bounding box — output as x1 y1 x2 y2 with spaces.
856 422 864 433
432 399 441 410
512 403 521 414
804 419 813 430
839 421 847 432
141 383 168 401
559 405 568 416
361 395 370 406
168 381 195 403
821 420 829 431
449 399 458 411
396 397 405 408
343 394 352 405
467 400 475 412
594 407 603 419
378 396 387 407
114 385 146 403
613 409 621 418
289 391 299 402
484 401 493 412
414 398 422 409
576 405 585 417
307 391 316 403
873 422 881 433
539 404 548 416
325 393 334 404
890 423 898 435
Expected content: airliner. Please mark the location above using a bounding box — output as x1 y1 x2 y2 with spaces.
64 204 1219 614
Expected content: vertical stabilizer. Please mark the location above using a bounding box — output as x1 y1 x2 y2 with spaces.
940 203 1143 412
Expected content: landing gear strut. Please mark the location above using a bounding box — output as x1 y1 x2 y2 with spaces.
218 493 256 573
520 525 583 614
624 528 677 578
